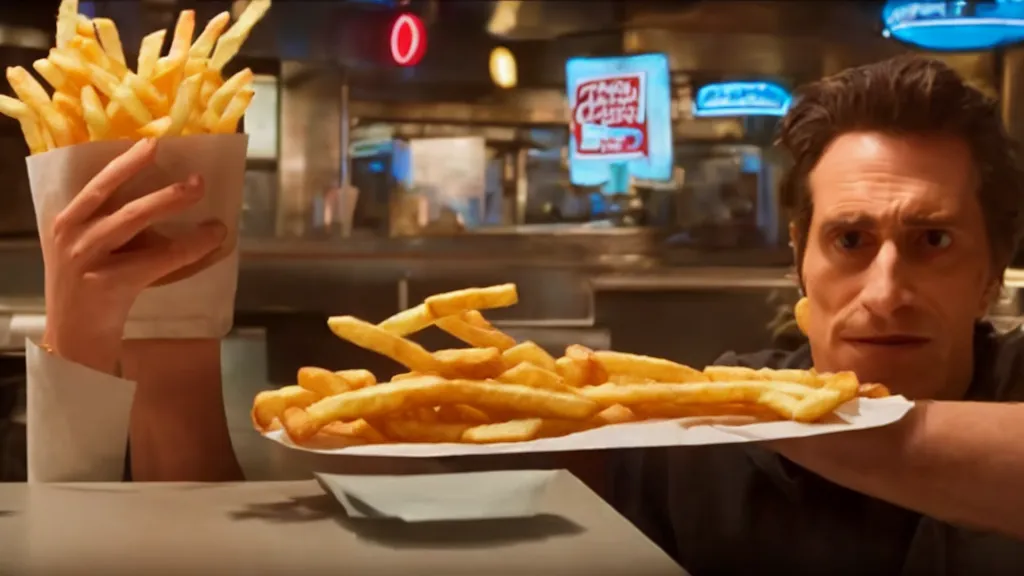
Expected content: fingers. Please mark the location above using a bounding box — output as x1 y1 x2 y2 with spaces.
79 174 205 258
59 138 158 228
103 220 228 289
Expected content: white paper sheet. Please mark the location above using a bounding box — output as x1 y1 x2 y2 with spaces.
263 395 914 457
25 134 247 339
315 470 558 522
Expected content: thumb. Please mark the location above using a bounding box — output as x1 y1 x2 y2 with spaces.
110 221 229 289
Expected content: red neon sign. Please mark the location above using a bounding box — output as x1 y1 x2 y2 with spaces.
389 13 427 66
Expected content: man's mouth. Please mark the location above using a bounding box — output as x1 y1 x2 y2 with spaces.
845 335 931 347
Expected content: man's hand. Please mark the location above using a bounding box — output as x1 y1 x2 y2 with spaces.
40 138 227 374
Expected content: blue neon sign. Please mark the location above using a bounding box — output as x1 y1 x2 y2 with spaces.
882 0 1024 51
692 81 792 118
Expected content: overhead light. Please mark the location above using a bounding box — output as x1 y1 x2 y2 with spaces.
489 46 517 89
487 1 522 36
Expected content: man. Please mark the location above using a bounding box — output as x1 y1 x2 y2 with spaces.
607 55 1024 575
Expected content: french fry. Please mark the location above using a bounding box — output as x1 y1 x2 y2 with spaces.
55 0 78 50
436 312 517 351
70 36 129 80
166 72 202 136
211 0 272 71
433 347 505 380
378 304 434 337
79 85 108 140
47 49 91 88
6 66 74 147
190 12 231 59
212 86 253 134
0 96 47 154
200 67 253 129
252 385 319 431
168 10 196 62
497 362 576 394
595 351 706 383
285 376 599 441
502 340 557 372
32 59 71 94
92 18 125 66
297 367 375 397
137 30 166 80
327 315 442 374
424 283 519 318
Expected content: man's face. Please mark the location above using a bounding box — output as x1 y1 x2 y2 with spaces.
799 132 995 398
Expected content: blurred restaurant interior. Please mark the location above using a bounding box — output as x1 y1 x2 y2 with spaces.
1 0 1024 480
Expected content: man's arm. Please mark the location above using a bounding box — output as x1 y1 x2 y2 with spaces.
121 339 243 482
773 400 1024 539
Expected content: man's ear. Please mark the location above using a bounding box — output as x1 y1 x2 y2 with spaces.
978 280 1002 319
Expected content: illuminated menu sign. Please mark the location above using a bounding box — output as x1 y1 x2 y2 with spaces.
566 53 673 187
882 0 1024 51
692 81 792 118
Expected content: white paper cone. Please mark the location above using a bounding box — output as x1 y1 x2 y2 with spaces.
26 134 248 339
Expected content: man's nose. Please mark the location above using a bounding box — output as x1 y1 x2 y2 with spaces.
860 241 915 314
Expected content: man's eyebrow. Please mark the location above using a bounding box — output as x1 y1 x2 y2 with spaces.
819 215 877 230
899 214 959 228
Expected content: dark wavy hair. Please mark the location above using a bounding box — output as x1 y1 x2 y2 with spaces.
777 55 1024 285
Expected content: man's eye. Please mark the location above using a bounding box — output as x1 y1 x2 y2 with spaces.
834 231 863 250
923 229 953 249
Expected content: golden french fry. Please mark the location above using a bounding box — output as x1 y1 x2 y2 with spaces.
20 115 48 155
137 30 167 79
168 10 196 61
496 362 576 394
124 72 170 116
252 385 319 431
166 73 202 136
462 310 494 329
321 419 387 444
32 59 71 93
286 376 598 441
0 94 30 120
436 404 491 424
55 0 78 50
594 351 707 383
378 304 435 337
150 55 186 99
70 36 129 79
566 344 608 386
84 62 119 97
502 340 557 372
52 92 87 142
462 419 543 443
79 85 109 140
190 12 231 59
137 116 171 138
327 315 442 374
212 87 253 134
436 312 517 351
75 14 96 40
423 283 519 318
297 366 374 397
592 404 637 425
433 347 505 380
632 402 781 421
201 67 253 128
6 66 74 147
211 0 272 71
111 80 153 125
47 49 91 88
382 419 470 444
92 18 126 66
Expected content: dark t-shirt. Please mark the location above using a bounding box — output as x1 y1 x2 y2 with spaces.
608 323 1024 576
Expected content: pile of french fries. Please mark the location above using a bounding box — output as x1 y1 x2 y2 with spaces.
0 0 270 155
253 283 891 448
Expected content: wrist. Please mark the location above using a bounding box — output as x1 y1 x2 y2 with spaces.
42 327 123 375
